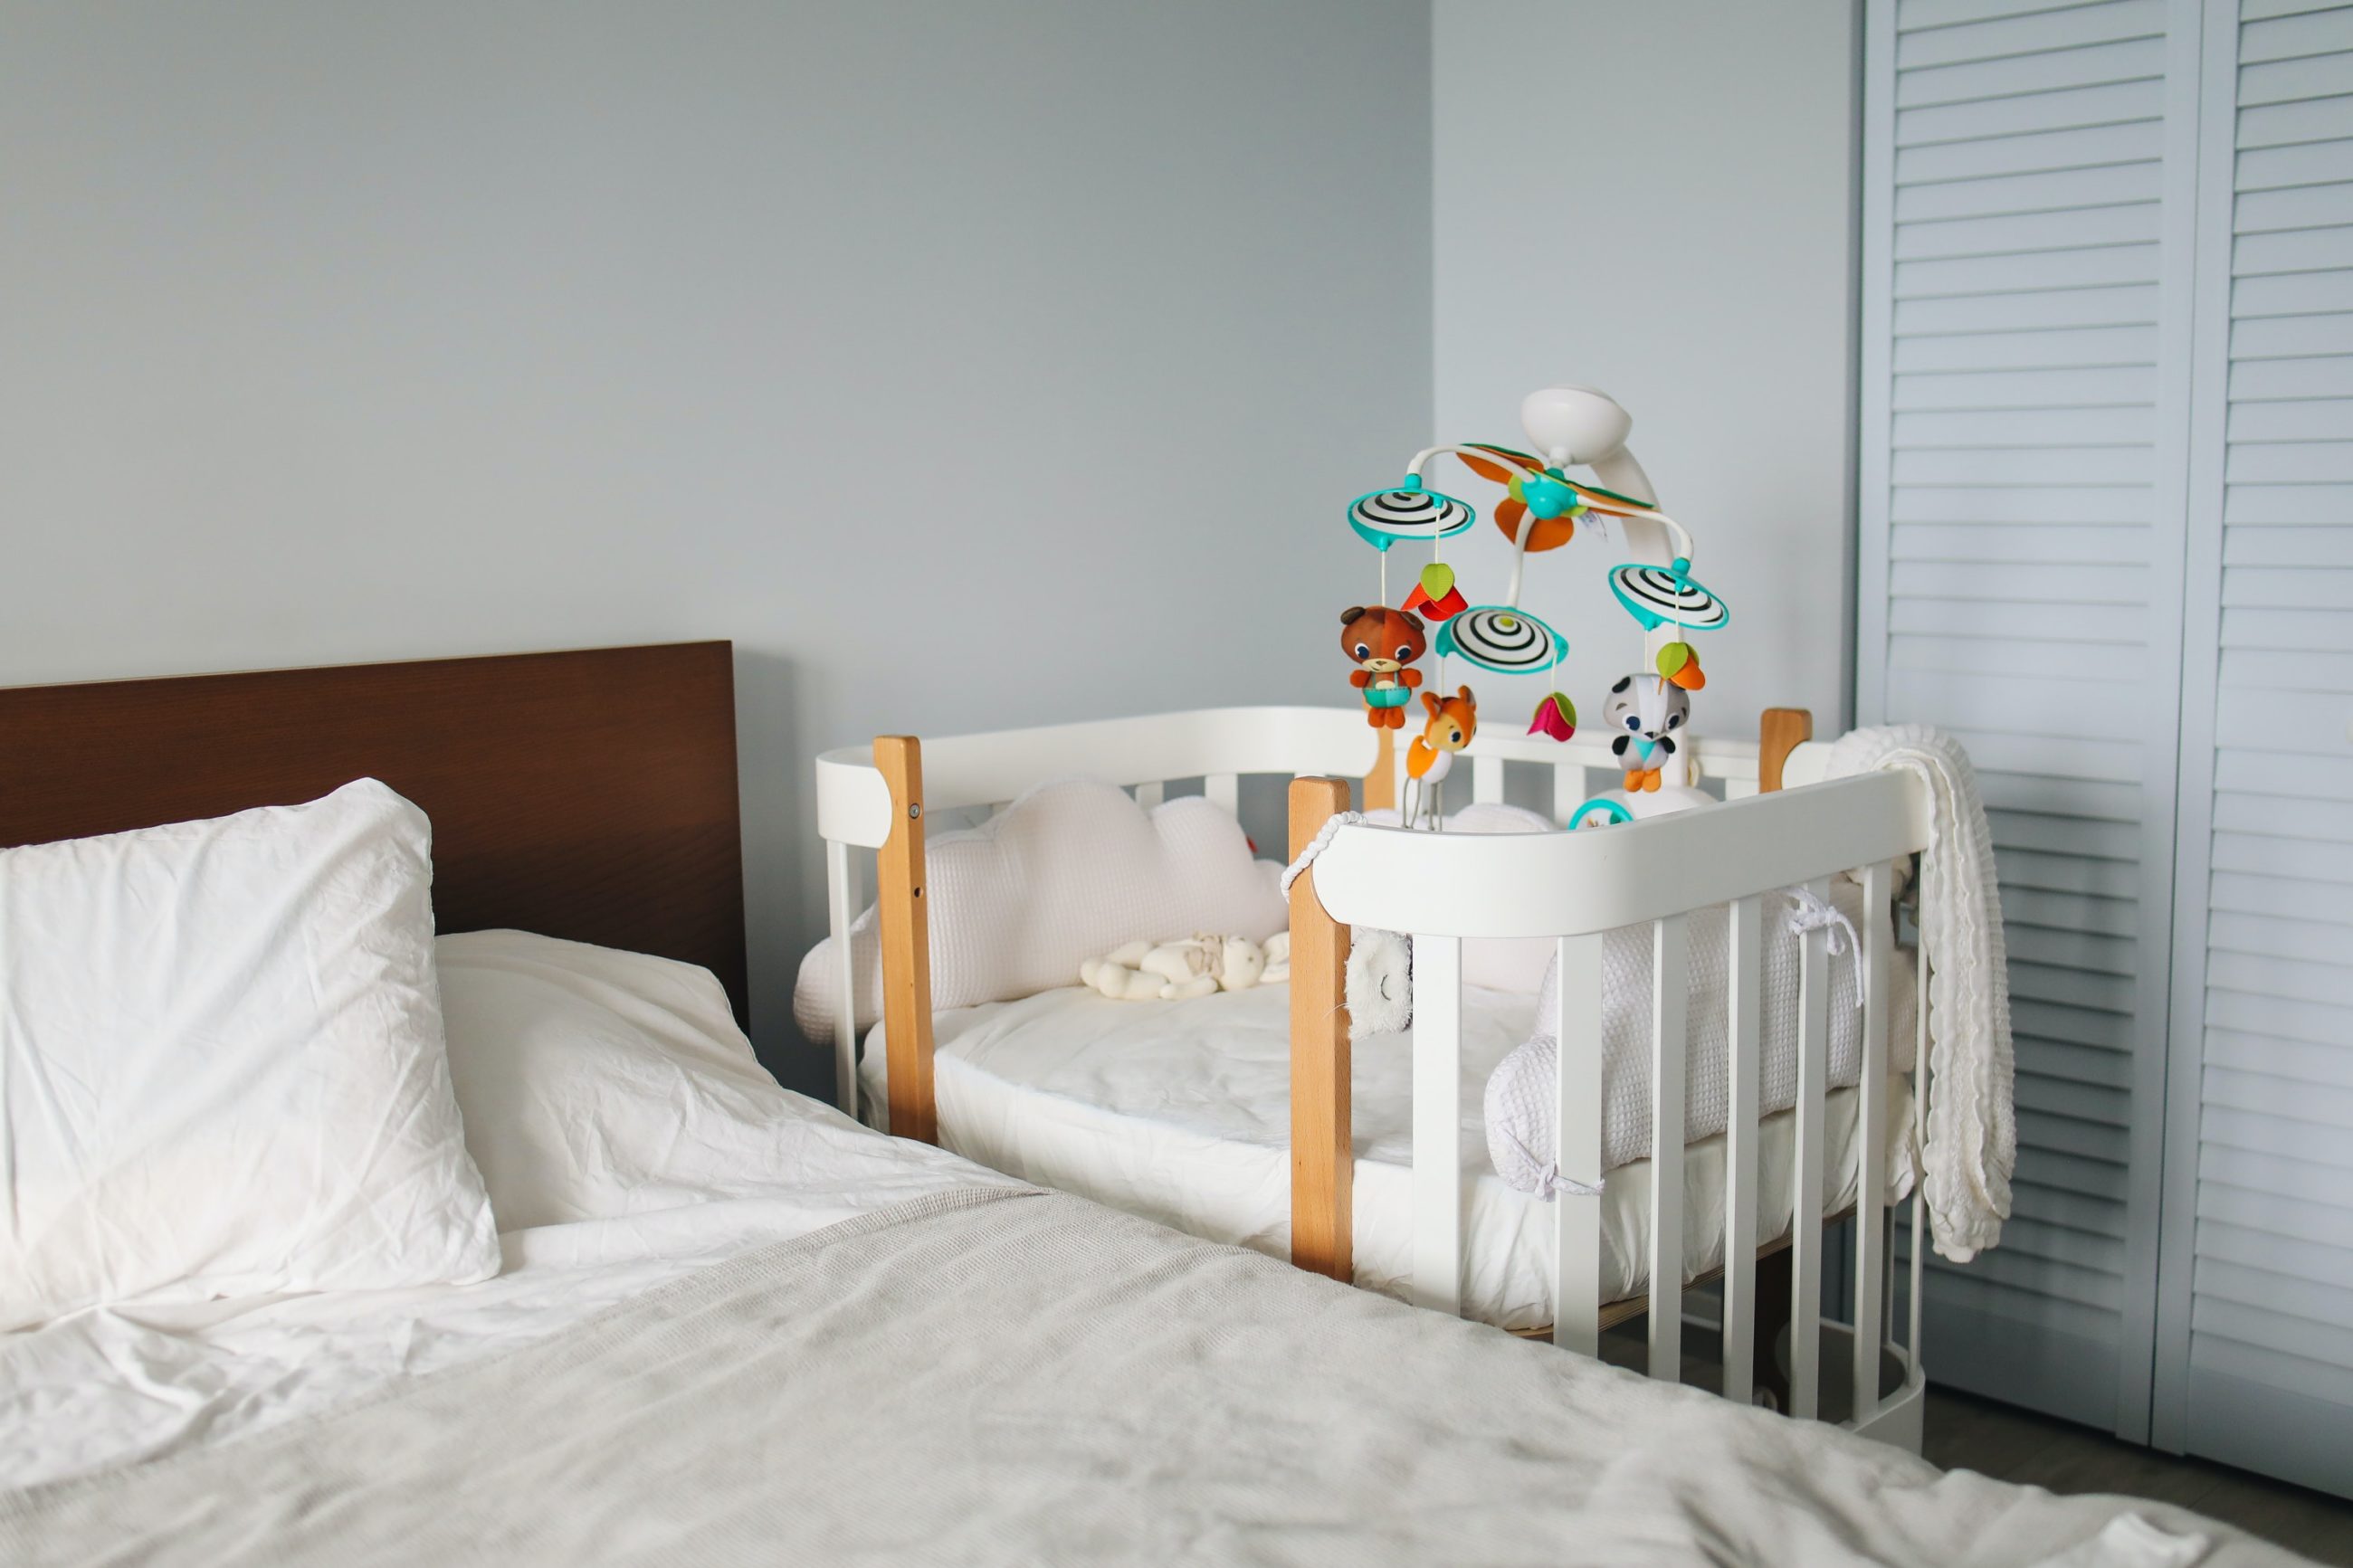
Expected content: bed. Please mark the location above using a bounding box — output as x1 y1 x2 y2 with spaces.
0 648 2307 1565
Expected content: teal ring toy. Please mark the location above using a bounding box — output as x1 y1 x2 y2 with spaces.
1363 685 1413 709
1567 798 1634 829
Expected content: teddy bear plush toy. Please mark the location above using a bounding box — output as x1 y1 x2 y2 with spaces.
1341 604 1427 728
1079 931 1291 1002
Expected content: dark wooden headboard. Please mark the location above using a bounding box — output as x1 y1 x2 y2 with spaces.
0 642 748 1022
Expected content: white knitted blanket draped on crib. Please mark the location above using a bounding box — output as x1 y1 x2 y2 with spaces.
1824 725 2015 1262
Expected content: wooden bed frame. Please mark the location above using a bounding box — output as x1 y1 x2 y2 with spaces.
0 642 748 1020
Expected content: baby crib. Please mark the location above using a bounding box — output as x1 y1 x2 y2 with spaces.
813 704 1936 1447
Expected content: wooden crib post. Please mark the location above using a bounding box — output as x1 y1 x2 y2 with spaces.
874 736 937 1145
1363 727 1396 814
1289 776 1354 1282
1759 708 1813 794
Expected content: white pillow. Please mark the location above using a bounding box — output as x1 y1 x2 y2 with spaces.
794 778 1284 1048
436 930 805 1230
0 780 499 1329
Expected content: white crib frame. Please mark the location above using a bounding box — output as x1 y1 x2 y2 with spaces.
814 704 1936 1447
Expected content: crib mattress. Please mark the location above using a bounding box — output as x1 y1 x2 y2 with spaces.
861 981 1918 1332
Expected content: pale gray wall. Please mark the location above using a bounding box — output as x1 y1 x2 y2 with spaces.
1431 0 1860 733
0 2 1434 1094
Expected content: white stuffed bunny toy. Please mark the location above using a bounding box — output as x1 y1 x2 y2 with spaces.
1080 932 1290 1002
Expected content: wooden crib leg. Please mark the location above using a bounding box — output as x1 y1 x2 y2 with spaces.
874 735 936 1145
1289 776 1354 1282
1754 1245 1795 1411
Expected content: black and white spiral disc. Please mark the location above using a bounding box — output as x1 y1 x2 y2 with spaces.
1436 605 1567 673
1608 559 1729 632
1347 485 1475 548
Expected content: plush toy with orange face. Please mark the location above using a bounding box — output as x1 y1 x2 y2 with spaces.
1408 687 1477 782
1341 605 1427 728
1405 685 1478 829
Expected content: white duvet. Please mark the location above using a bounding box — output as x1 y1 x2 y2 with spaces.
0 927 2294 1568
0 935 1019 1492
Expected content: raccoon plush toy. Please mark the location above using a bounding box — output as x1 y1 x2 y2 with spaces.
1602 674 1690 793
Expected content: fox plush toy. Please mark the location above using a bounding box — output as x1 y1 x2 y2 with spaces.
1405 686 1477 829
1341 605 1427 728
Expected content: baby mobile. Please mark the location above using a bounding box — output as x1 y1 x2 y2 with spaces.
1338 386 1732 831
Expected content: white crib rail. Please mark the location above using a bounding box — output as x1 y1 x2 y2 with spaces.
1304 773 1932 1427
1305 774 1921 935
816 705 1790 853
815 706 1385 848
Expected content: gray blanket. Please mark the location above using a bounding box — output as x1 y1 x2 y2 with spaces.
0 1189 2305 1566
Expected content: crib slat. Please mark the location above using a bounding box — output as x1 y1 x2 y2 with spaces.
1205 774 1239 815
826 839 860 1117
1910 933 1931 1360
1471 754 1504 805
1551 765 1611 826
1132 780 1164 810
1411 935 1464 1316
1722 894 1763 1405
1791 877 1831 1420
1552 933 1606 1356
1650 914 1690 1382
1854 860 1893 1423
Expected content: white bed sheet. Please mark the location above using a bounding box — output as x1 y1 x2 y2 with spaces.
0 1092 1018 1492
862 982 1918 1332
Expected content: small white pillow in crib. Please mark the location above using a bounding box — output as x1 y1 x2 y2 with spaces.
1483 879 1913 1188
437 930 809 1230
1485 1035 1570 1196
794 777 1284 1046
0 781 500 1329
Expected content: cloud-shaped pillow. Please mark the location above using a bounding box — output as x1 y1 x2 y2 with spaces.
795 778 1284 1049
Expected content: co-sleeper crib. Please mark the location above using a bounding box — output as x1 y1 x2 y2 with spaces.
813 704 1936 1449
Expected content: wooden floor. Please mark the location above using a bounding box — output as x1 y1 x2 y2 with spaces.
1928 1388 2353 1565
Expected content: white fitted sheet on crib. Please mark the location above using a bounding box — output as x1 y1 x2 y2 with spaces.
861 977 1920 1333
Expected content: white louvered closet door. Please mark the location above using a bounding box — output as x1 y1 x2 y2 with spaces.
2157 0 2353 1497
1857 0 2204 1436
